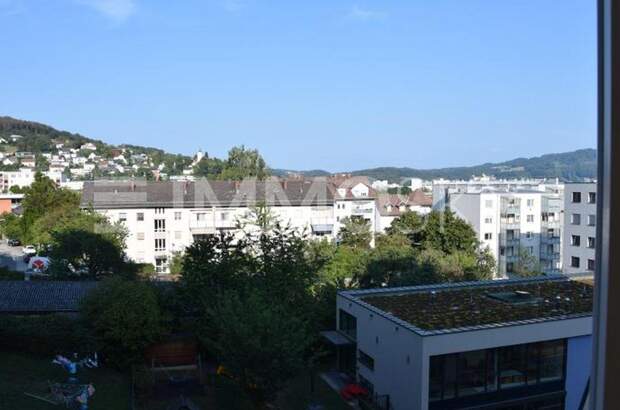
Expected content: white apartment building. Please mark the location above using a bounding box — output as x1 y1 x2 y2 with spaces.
81 179 381 273
433 179 564 277
562 182 597 275
325 276 592 410
375 191 432 231
0 168 68 192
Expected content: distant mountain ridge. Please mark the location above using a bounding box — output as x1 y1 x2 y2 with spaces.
0 116 596 181
274 149 597 182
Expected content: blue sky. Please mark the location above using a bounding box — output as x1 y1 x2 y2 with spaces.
0 0 596 171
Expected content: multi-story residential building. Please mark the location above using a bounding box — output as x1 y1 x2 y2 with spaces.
0 168 68 192
432 179 564 277
375 190 432 231
324 276 592 410
81 178 381 273
438 190 563 277
432 177 562 211
562 182 597 275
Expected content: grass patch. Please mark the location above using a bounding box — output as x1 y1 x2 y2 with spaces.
0 351 129 410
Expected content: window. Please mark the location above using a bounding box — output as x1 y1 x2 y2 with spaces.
526 231 533 239
571 213 581 225
526 214 534 223
588 192 596 204
498 344 526 389
484 217 493 224
155 238 166 251
136 232 145 240
485 200 493 208
220 212 229 221
154 219 166 232
339 310 357 340
428 340 566 404
155 256 167 273
137 212 144 221
484 233 492 240
526 199 534 207
588 237 596 249
119 212 127 222
571 256 580 268
539 340 565 382
175 231 182 240
196 213 206 221
506 262 514 273
155 207 165 214
588 214 596 226
358 350 375 371
526 246 534 255
572 192 582 203
571 235 581 247
458 350 486 396
174 212 182 220
588 259 596 271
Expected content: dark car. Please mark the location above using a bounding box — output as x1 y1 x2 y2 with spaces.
7 239 21 246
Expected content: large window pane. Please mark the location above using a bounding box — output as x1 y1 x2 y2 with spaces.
539 340 565 382
499 345 527 389
486 349 498 392
458 350 487 396
429 356 443 401
443 354 457 400
527 343 540 385
338 310 357 340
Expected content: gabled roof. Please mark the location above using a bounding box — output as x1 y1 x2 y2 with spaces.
376 190 432 216
0 281 99 313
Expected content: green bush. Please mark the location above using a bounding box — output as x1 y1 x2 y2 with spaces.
0 315 93 356
80 277 168 368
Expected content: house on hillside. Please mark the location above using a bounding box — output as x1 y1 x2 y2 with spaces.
80 142 97 151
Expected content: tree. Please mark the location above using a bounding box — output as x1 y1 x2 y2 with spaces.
362 233 416 288
386 211 425 245
338 216 372 248
220 145 269 181
180 224 318 407
49 229 126 278
81 278 167 368
193 156 225 178
420 210 478 254
512 247 544 278
200 288 311 408
400 186 412 195
236 201 280 234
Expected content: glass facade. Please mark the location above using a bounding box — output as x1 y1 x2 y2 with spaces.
339 309 357 340
429 339 566 409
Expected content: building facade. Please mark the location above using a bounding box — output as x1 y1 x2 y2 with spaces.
436 189 564 277
81 178 381 273
562 183 597 275
328 277 592 410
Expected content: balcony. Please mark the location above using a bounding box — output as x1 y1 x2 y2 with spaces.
351 207 374 215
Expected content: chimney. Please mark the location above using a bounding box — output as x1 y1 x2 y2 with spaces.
183 180 188 195
234 180 240 193
282 180 288 190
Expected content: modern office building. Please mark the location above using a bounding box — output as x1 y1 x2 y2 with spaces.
562 182 597 275
328 276 592 410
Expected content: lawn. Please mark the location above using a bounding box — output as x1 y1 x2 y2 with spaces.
0 350 349 410
134 367 351 410
0 351 130 410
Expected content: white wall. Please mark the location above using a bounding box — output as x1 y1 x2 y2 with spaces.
563 183 597 274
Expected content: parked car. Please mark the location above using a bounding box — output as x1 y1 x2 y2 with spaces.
22 245 37 255
7 238 21 246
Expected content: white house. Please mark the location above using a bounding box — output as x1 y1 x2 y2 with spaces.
80 142 97 151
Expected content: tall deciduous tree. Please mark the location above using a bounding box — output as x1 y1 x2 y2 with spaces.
338 216 372 248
